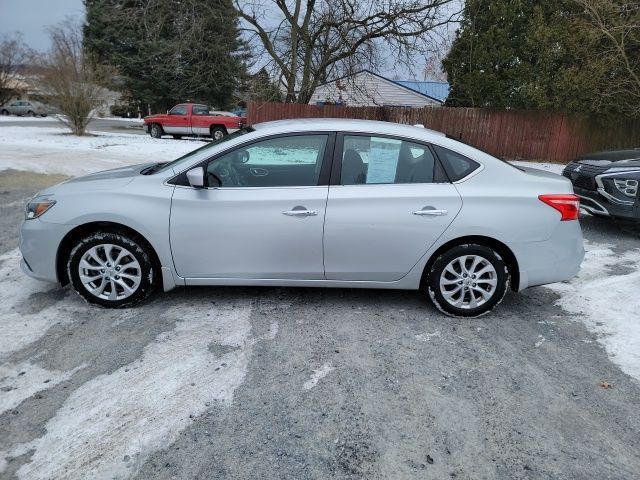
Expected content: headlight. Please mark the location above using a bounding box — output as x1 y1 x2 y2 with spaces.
614 178 638 198
25 198 56 219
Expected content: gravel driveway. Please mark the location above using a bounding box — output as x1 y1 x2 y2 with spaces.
0 170 639 480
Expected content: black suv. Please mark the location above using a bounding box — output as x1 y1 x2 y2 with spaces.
563 149 640 220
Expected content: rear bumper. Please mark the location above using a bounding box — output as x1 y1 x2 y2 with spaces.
512 220 585 291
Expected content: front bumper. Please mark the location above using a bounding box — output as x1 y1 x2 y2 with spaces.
574 186 639 220
19 219 72 283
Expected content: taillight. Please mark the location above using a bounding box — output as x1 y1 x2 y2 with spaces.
539 194 580 221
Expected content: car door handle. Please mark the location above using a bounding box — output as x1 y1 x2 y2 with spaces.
413 208 448 216
283 209 317 217
250 168 268 176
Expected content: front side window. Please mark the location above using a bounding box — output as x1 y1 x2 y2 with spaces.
340 135 438 185
169 105 187 115
206 134 328 187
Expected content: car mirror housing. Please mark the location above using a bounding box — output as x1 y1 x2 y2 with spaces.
186 167 205 188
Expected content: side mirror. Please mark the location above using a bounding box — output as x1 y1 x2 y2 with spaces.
186 167 204 188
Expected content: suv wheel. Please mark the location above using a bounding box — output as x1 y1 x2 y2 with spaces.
67 232 157 308
150 123 163 138
426 244 509 317
211 126 226 141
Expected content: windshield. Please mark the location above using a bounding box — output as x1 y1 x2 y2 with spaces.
153 127 255 174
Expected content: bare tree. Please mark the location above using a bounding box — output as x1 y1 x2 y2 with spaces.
235 0 459 103
0 33 27 105
574 0 640 115
34 20 112 135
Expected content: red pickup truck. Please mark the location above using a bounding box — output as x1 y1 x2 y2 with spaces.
143 103 245 140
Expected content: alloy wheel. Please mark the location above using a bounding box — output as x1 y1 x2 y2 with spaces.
439 254 498 309
78 244 142 301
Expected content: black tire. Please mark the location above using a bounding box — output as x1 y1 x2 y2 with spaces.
0 109 8 116
172 134 183 139
150 123 163 138
425 244 510 318
210 126 226 141
67 231 157 308
27 110 35 117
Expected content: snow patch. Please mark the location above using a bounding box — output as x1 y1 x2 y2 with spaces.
6 300 256 480
0 126 201 176
546 241 640 381
0 249 67 356
303 363 334 390
416 331 441 342
0 361 85 416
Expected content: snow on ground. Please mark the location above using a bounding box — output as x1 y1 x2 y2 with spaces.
0 116 53 122
546 242 640 382
0 126 202 176
0 361 85 416
1 297 258 479
0 249 67 356
303 363 335 390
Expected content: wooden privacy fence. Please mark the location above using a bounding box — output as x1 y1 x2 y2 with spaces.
246 102 640 163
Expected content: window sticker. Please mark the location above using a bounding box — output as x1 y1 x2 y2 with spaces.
366 137 402 184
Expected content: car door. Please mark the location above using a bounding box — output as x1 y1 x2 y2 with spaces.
323 133 463 282
190 104 211 135
170 133 334 280
163 104 190 134
12 101 24 115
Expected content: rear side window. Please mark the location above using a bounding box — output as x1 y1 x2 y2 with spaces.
433 145 480 181
340 135 445 185
192 105 210 115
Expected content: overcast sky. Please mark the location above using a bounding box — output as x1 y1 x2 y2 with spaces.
0 0 456 79
0 0 84 51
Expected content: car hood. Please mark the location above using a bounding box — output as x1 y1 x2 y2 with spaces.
41 163 154 195
576 149 640 168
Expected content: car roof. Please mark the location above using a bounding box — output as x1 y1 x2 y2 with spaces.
252 118 445 141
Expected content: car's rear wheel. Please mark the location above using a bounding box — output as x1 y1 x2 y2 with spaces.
0 109 8 116
150 123 163 138
27 110 35 117
425 244 509 317
67 232 157 308
211 126 226 141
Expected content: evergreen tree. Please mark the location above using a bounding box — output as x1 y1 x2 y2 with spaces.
84 0 248 112
443 0 607 113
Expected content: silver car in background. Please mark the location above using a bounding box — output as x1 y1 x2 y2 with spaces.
20 119 584 317
1 100 51 117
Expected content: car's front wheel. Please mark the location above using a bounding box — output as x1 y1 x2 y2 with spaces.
150 123 163 138
67 232 157 308
426 244 509 317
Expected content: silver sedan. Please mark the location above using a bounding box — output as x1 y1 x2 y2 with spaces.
20 119 584 316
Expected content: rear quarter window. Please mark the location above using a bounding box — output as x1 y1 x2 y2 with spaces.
433 145 481 181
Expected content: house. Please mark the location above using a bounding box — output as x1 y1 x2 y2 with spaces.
308 70 449 108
